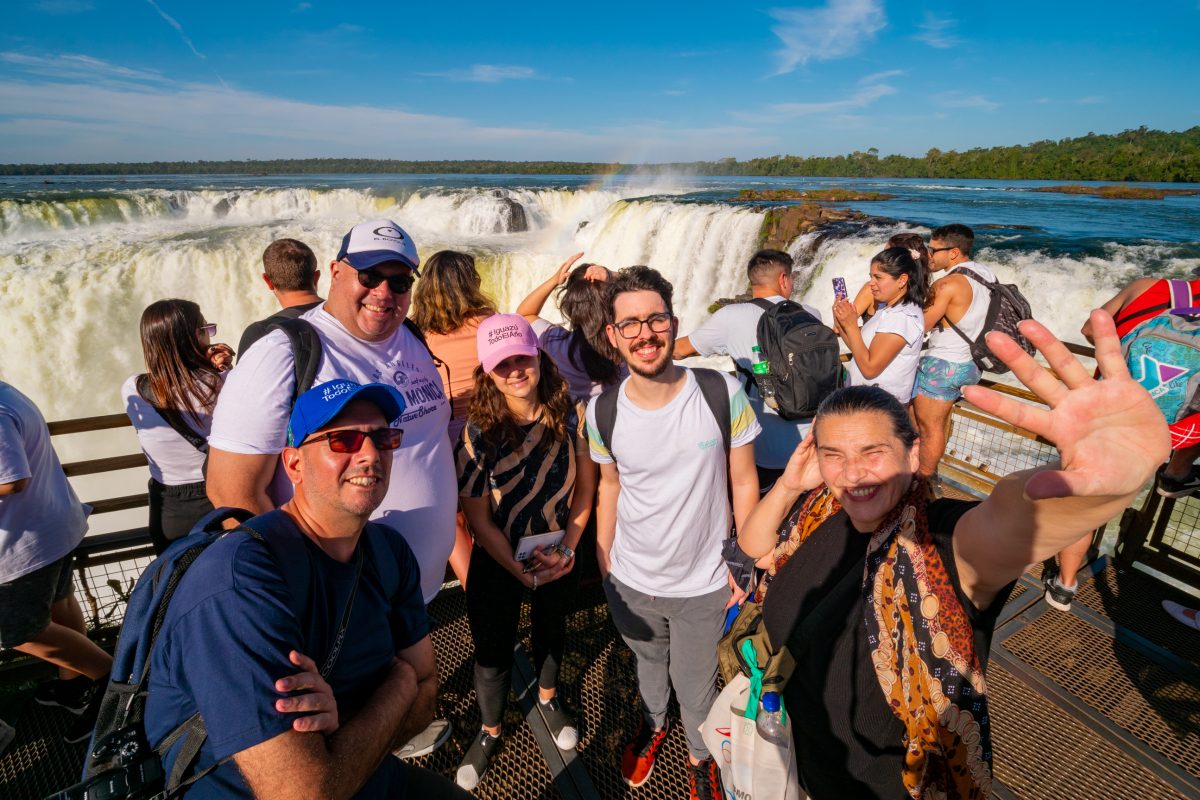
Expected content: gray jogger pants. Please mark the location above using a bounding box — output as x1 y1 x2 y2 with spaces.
603 573 728 760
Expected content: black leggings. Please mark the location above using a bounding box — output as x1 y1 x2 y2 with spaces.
147 478 213 554
465 545 574 728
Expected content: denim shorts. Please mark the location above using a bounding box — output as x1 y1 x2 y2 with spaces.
916 356 982 402
0 552 75 648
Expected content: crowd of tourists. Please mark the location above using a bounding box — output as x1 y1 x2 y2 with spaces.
0 216 1194 799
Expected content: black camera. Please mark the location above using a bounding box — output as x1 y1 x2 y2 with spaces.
46 726 165 800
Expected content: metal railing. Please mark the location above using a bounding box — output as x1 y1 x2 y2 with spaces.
30 341 1200 639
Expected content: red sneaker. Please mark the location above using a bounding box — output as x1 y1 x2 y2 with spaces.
620 717 670 787
689 755 723 800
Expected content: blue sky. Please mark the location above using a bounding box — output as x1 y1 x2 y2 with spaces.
1 0 1197 163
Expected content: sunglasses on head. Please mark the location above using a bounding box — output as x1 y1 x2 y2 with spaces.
355 267 414 295
298 427 405 453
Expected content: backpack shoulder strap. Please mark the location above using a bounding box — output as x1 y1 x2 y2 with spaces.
693 368 732 457
267 318 323 405
594 382 622 463
135 374 208 452
746 297 776 313
403 318 439 363
952 266 994 288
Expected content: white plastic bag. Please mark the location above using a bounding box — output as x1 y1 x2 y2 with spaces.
700 673 801 800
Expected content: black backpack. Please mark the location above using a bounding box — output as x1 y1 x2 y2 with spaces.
944 267 1036 375
745 298 842 420
269 317 446 410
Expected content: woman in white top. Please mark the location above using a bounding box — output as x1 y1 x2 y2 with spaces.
833 247 930 404
122 299 232 553
517 254 625 402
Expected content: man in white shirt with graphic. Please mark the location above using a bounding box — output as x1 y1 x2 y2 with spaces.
207 219 456 757
675 248 822 492
585 266 760 800
914 223 997 479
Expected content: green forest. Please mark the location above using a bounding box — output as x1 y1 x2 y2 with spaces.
3 126 1198 182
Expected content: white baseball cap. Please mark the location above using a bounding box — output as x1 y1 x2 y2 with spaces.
336 219 420 275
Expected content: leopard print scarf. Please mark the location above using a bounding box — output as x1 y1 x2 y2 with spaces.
864 478 993 799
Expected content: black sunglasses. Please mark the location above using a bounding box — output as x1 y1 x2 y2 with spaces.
299 428 405 453
928 246 955 254
355 268 414 295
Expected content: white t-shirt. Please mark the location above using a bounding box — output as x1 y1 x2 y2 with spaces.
585 369 761 598
208 304 455 604
122 374 222 485
925 261 998 364
0 382 89 583
845 302 925 403
685 296 823 470
530 318 624 402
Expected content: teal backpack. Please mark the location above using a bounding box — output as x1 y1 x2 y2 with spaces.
1121 312 1200 423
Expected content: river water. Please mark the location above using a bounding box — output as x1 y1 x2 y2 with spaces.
3 173 1199 424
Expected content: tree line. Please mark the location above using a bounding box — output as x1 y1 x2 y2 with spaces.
3 126 1198 182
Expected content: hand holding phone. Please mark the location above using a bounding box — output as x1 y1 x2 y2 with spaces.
832 276 848 302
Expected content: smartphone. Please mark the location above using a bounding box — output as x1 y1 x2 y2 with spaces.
832 276 848 302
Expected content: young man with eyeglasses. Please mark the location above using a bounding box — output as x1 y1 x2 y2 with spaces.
146 380 470 799
208 219 457 757
584 267 760 800
913 224 997 481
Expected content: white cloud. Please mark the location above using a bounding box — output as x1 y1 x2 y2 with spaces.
0 69 776 163
0 52 167 84
421 64 538 83
861 69 904 84
937 91 998 111
768 0 886 75
740 78 897 122
914 13 962 49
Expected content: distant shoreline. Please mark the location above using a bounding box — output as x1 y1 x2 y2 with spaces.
2 126 1198 183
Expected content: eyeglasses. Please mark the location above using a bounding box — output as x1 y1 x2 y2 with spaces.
198 323 217 337
355 267 414 295
298 428 405 453
612 312 673 339
927 246 955 255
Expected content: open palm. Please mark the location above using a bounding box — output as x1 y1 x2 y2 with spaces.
962 311 1170 501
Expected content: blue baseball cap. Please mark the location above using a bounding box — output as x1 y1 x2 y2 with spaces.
286 379 406 447
335 219 421 275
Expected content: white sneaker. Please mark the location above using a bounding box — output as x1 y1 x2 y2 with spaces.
1163 599 1200 631
393 718 452 760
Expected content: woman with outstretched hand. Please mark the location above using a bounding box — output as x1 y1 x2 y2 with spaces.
123 299 233 553
737 311 1168 800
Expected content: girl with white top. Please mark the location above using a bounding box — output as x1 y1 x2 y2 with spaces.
833 247 930 404
122 299 232 553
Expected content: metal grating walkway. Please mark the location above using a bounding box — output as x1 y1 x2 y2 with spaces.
3 562 1200 799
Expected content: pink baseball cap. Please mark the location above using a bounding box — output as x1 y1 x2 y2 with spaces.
477 313 539 373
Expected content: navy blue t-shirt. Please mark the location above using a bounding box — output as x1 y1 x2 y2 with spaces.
145 515 430 798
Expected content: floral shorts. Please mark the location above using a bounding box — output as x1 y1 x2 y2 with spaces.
916 356 982 402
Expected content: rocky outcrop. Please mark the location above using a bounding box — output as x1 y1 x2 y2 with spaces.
759 202 867 250
492 191 529 233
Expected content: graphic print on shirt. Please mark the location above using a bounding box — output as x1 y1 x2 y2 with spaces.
371 357 447 425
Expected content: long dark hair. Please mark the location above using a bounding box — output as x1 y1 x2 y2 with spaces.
813 385 918 448
138 299 221 417
555 264 621 385
468 350 574 454
411 250 497 335
887 232 929 273
871 246 931 309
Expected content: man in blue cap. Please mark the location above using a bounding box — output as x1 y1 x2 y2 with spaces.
146 380 469 798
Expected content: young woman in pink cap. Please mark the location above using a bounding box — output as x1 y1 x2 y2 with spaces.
453 313 597 791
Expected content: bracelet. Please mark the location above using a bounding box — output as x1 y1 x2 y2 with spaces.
555 543 575 561
532 573 539 591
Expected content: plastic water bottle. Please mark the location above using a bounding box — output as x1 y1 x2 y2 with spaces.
756 691 789 746
751 346 780 411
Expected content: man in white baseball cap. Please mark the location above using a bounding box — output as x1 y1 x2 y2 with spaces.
207 219 457 757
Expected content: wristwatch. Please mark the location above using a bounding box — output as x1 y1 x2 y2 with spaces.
555 543 575 561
